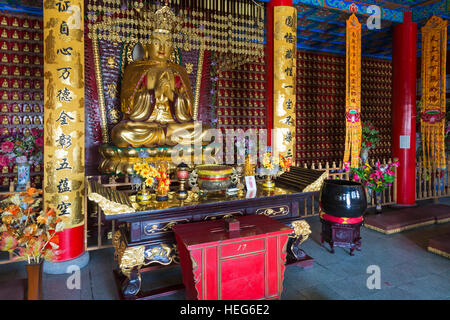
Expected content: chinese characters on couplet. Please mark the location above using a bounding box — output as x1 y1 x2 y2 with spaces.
56 0 71 12
46 0 83 218
274 7 296 160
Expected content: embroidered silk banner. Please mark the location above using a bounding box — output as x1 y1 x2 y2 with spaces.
421 15 447 169
343 14 362 168
273 6 297 163
43 0 85 232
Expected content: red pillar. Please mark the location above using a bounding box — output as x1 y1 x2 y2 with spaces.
265 0 293 146
392 12 417 206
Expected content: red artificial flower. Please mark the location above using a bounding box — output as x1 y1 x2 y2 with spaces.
35 136 44 147
1 141 14 153
0 155 9 166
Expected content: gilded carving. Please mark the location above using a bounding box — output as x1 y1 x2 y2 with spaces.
44 30 57 64
204 212 243 221
290 220 311 243
143 219 189 235
256 206 289 217
118 245 145 278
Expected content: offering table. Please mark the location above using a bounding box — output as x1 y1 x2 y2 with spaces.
93 183 317 299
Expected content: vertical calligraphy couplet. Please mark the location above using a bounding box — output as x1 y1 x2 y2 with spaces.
273 6 296 163
44 0 85 261
343 14 362 168
421 16 447 169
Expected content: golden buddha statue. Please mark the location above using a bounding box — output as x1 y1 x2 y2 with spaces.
110 6 209 148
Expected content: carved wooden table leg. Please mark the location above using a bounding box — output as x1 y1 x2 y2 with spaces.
286 220 314 268
121 267 142 297
113 230 145 298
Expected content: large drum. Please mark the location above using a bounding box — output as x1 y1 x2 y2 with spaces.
319 179 367 218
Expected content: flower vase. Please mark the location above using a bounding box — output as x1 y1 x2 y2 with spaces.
366 188 373 205
262 175 275 190
361 149 369 164
25 261 43 300
374 191 383 214
136 183 152 206
17 162 30 191
156 188 168 202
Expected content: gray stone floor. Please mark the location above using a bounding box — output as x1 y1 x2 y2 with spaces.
1 200 450 300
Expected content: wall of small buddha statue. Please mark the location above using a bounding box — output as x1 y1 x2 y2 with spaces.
295 50 392 167
0 13 44 188
216 56 267 131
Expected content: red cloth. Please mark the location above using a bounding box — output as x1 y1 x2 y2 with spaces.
320 212 363 224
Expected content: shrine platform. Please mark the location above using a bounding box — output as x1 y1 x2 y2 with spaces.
364 204 450 235
428 233 450 259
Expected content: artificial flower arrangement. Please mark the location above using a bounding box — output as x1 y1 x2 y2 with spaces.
133 161 160 188
260 150 293 189
132 161 171 202
261 152 293 174
361 121 380 151
344 159 399 192
0 188 64 264
0 129 44 167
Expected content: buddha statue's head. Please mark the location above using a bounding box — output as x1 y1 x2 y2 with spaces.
144 6 177 63
146 32 173 62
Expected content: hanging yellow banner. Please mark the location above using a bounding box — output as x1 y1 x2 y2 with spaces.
343 14 362 168
421 15 447 169
273 6 296 163
43 0 85 228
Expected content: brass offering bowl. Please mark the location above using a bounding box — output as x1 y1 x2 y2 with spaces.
196 164 233 192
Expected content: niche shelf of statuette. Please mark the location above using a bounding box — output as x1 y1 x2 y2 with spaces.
0 181 31 195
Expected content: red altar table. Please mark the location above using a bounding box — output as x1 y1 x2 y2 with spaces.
172 215 293 300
